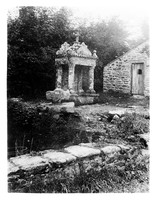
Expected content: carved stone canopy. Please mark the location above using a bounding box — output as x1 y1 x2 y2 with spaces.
55 38 98 96
56 41 98 59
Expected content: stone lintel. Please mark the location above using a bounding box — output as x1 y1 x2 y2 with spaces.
55 56 96 68
69 56 96 67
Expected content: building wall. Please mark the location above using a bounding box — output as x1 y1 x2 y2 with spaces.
103 41 149 96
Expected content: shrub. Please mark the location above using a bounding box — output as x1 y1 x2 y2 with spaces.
102 113 149 145
7 99 86 157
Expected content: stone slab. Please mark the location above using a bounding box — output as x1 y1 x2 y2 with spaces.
46 89 70 103
43 151 76 164
47 102 75 113
70 95 99 105
9 155 48 171
132 95 145 99
64 145 101 158
101 145 121 154
8 162 20 174
79 143 96 148
109 110 126 116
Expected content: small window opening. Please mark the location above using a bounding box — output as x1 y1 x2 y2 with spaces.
138 69 142 74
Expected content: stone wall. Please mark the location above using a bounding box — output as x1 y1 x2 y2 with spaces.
103 41 149 96
8 142 148 184
144 65 150 96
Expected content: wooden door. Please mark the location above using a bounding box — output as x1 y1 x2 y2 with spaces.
132 63 144 95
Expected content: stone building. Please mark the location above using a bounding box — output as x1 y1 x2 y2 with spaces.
103 41 149 96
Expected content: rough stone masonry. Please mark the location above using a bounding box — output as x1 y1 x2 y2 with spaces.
103 41 149 96
8 142 148 181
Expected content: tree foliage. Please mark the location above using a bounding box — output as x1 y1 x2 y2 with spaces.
8 6 73 98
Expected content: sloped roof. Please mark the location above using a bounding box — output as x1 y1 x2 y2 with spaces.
105 40 149 66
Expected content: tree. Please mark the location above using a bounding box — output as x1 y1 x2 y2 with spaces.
8 6 73 98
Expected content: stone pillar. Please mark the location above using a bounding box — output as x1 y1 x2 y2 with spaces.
87 66 96 93
56 66 62 88
68 62 75 94
78 68 84 93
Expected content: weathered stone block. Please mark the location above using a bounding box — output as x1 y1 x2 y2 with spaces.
101 145 120 155
43 151 76 164
109 109 126 116
64 145 101 158
46 88 70 103
47 102 75 113
8 162 20 174
70 94 99 105
9 155 48 171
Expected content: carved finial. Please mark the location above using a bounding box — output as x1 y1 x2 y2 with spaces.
93 50 98 58
74 31 80 43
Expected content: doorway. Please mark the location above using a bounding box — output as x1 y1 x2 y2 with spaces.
131 63 144 95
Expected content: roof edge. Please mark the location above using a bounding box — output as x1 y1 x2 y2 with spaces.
105 40 149 67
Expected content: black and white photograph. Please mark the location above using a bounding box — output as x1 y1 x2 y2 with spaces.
2 0 156 196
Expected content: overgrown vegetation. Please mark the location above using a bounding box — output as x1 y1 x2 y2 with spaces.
8 98 88 157
8 96 149 157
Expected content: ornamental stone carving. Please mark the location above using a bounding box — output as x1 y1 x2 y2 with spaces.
56 41 96 59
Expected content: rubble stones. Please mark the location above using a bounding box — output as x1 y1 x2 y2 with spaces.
113 114 120 120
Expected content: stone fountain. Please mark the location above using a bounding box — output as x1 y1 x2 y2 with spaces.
46 33 99 105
